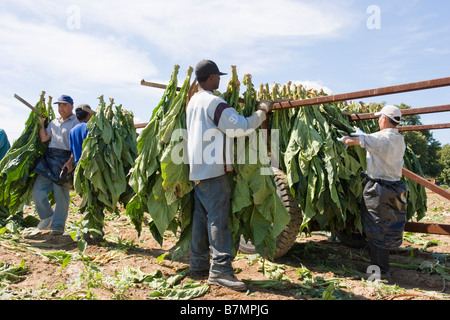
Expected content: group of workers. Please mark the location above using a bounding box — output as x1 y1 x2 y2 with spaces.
2 59 408 291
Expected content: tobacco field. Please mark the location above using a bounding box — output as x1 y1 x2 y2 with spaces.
0 192 448 301
0 66 449 301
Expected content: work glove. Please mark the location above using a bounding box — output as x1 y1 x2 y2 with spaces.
258 100 274 113
336 136 348 149
350 126 366 137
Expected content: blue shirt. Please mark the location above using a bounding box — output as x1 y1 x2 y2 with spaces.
69 122 88 164
0 129 10 160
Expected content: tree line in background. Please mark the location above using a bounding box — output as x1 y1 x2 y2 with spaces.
398 103 450 186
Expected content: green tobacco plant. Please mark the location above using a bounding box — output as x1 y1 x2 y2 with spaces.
127 65 194 260
74 97 137 238
0 92 54 224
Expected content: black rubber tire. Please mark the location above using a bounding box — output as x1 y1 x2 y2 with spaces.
239 168 303 259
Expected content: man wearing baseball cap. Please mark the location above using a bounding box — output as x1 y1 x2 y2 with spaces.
32 95 79 235
186 59 273 291
340 105 408 282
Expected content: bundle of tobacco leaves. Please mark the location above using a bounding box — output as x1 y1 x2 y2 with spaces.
0 92 54 226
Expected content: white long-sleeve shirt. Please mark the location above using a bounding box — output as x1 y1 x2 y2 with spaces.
359 128 406 181
186 90 266 181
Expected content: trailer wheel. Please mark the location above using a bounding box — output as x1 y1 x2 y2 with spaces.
239 168 302 259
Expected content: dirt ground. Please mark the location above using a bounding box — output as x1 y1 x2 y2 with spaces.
0 191 449 302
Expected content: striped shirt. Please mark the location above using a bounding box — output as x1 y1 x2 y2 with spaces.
359 128 406 181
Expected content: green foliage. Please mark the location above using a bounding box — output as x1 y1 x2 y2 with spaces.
438 144 450 184
0 92 54 224
398 103 442 178
74 97 138 237
0 259 28 286
126 65 194 260
223 67 290 259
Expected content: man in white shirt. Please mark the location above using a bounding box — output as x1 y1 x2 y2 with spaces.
32 95 79 235
341 105 408 280
186 60 272 291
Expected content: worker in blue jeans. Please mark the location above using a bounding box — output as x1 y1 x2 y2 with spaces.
186 60 273 291
32 95 79 235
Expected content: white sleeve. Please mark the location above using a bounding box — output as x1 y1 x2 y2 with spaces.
217 107 266 138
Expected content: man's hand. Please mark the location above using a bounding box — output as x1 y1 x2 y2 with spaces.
39 116 51 143
62 156 75 176
258 100 274 113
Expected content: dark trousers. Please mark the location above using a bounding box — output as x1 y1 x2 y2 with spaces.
361 177 408 274
369 242 390 274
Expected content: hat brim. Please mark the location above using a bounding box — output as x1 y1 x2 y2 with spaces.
83 106 96 115
374 112 401 123
54 101 73 105
76 106 96 115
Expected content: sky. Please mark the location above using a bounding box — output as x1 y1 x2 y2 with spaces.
1 0 449 146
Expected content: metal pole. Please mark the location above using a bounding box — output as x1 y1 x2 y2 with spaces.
397 123 450 132
402 168 450 201
273 77 450 110
404 222 450 235
348 104 450 121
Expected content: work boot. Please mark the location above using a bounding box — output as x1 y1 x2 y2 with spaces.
190 269 209 280
208 273 246 291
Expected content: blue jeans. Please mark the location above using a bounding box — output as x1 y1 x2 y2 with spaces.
32 174 70 232
190 174 234 276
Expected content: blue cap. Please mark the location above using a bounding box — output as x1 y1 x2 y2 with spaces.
54 95 74 105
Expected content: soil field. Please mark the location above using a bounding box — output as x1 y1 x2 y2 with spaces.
0 191 449 305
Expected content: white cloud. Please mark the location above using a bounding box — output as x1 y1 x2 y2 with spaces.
0 0 359 142
292 80 333 95
1 0 359 82
0 13 157 87
56 0 359 67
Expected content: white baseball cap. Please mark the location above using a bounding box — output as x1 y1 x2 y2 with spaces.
374 105 402 123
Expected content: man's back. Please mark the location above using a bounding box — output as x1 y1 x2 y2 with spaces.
69 122 88 164
359 128 406 181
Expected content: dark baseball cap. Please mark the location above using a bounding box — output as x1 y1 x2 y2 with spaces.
195 60 227 79
54 95 74 105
